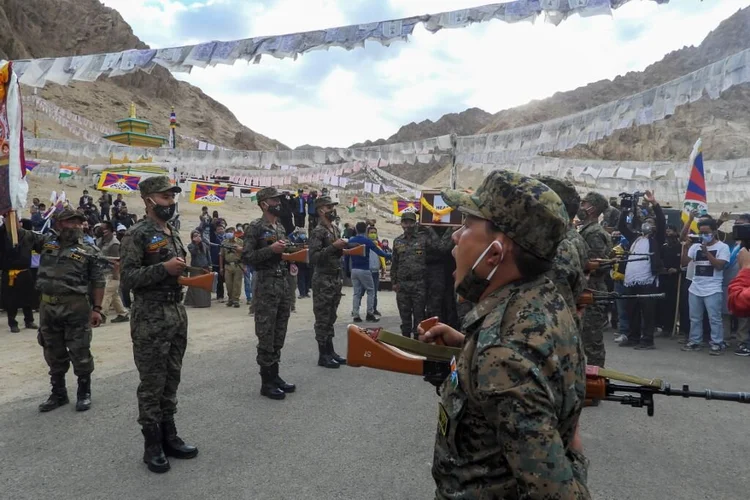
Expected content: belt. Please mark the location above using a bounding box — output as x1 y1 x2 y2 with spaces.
41 293 86 305
315 269 341 276
135 289 185 303
256 268 288 277
225 261 241 266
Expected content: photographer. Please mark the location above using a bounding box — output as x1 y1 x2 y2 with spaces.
617 190 666 349
728 248 750 318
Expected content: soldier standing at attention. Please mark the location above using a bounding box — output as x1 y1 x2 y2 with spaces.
538 176 590 321
418 170 590 499
120 176 197 474
220 227 244 308
578 191 612 368
308 195 348 369
33 208 105 413
242 187 295 400
391 212 437 338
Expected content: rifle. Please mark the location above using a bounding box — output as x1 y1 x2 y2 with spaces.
586 365 750 416
577 290 665 307
281 243 366 264
585 256 648 272
105 256 217 291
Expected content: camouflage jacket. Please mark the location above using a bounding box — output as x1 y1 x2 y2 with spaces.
242 216 287 272
120 217 187 293
432 275 590 499
36 231 106 296
547 238 585 318
390 228 439 285
579 221 611 284
308 222 343 273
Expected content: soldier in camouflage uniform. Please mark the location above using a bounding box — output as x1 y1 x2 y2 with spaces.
578 191 613 367
120 176 198 474
418 170 590 498
308 196 348 369
242 187 296 400
31 208 105 414
538 176 590 322
391 212 438 338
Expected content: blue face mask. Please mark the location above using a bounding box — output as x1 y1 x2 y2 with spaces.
620 236 629 247
224 233 233 240
701 233 713 243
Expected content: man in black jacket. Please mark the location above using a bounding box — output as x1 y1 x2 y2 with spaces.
617 190 666 349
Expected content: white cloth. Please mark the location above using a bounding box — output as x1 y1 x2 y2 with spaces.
624 237 654 287
687 241 730 297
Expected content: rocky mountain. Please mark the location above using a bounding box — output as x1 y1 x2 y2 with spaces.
373 6 750 162
1 0 285 150
351 108 493 148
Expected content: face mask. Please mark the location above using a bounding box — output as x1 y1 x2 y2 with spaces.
641 223 653 234
368 234 377 240
325 212 336 222
265 203 282 216
225 233 234 240
620 236 629 247
576 207 589 220
455 241 503 304
59 227 83 243
149 198 176 222
701 234 713 243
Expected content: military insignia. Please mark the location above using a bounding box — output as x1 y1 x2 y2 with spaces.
68 251 84 262
146 235 169 252
437 403 449 436
43 241 60 252
449 356 458 388
416 249 423 255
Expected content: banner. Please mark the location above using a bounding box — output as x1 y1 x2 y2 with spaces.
0 62 28 215
393 199 421 217
420 195 453 223
681 138 707 233
189 182 228 205
96 171 141 194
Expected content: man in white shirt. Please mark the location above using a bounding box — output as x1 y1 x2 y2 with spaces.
681 218 730 355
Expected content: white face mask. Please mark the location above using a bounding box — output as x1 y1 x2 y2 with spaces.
455 241 504 303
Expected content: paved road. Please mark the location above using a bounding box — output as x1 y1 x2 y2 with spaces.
1 313 748 500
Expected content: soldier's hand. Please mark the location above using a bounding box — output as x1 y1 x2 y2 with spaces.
418 322 464 347
163 257 187 276
571 421 584 454
332 238 348 250
271 240 287 254
90 310 102 327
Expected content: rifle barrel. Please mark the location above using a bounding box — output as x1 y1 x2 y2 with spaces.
662 384 750 403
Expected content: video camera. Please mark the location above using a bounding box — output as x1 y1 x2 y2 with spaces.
733 224 750 250
619 191 646 210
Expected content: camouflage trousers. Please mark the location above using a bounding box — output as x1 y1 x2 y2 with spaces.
312 271 342 345
582 279 607 367
254 271 291 367
131 297 188 426
396 280 426 336
425 264 445 319
37 296 94 377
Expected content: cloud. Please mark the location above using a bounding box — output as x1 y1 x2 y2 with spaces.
99 0 750 148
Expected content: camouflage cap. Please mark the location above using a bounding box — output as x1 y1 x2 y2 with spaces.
56 207 87 222
441 170 567 261
256 187 282 202
582 191 609 214
139 176 181 195
536 175 579 219
314 196 338 210
401 211 417 222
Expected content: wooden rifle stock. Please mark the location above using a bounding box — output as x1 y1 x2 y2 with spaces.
178 272 216 291
282 248 309 263
343 244 366 256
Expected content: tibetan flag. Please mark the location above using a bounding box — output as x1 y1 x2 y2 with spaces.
59 165 80 179
97 171 141 194
190 182 227 205
24 160 39 172
681 139 707 233
393 199 421 217
348 196 358 213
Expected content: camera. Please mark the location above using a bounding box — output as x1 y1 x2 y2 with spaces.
688 234 702 244
619 191 646 210
733 224 750 249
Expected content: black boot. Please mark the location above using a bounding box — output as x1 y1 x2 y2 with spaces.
271 363 296 393
75 376 91 412
317 343 339 369
161 420 199 459
260 366 286 400
141 424 170 473
328 339 347 365
39 375 69 412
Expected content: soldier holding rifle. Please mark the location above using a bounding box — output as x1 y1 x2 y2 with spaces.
417 171 590 499
120 176 198 474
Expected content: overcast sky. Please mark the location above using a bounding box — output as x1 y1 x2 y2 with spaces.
100 0 750 148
